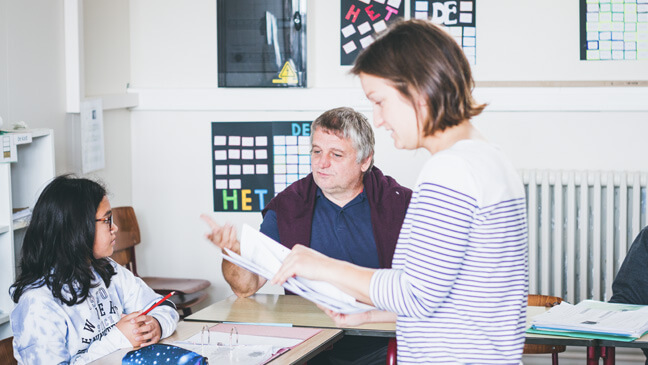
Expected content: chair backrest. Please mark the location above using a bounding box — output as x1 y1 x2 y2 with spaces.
0 336 17 365
110 206 141 276
528 294 562 307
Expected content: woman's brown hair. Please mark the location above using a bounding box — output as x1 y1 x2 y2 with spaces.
351 19 486 136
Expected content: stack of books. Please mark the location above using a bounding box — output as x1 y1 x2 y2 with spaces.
528 300 648 341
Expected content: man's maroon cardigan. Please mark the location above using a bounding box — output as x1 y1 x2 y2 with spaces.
261 166 412 269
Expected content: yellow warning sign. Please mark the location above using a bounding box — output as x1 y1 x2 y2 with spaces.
272 61 298 84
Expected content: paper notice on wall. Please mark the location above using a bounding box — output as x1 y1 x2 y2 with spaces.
80 98 105 173
0 134 17 163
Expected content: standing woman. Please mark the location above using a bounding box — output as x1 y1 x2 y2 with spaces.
272 19 528 364
10 175 179 364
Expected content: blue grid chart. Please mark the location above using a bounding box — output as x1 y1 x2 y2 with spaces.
412 0 477 65
582 0 648 60
273 135 311 194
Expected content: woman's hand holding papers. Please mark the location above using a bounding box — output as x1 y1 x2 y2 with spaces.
272 244 376 306
271 244 331 284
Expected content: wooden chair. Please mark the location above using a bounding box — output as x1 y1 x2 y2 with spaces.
0 336 17 365
524 294 566 364
110 206 211 318
387 337 397 365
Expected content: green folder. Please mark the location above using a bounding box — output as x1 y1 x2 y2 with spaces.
526 327 640 342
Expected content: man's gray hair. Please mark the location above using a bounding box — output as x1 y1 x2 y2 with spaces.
310 107 375 171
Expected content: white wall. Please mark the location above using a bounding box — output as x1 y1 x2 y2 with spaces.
83 0 130 96
474 110 648 171
86 108 133 207
0 0 7 122
0 0 67 173
0 0 133 209
80 0 133 206
474 1 648 82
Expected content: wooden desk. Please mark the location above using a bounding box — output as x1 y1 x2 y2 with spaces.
186 294 599 345
185 294 396 337
90 320 343 365
187 294 648 364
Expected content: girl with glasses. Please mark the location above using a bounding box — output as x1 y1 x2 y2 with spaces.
10 175 179 364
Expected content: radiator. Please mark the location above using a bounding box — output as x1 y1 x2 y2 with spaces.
521 170 648 304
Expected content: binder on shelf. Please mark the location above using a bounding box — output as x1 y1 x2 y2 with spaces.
0 130 36 163
0 134 17 163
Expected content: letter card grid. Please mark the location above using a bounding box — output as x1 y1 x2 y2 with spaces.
212 122 312 212
412 0 477 65
581 0 648 60
340 0 405 66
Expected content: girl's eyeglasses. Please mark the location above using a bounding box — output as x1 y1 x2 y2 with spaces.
95 214 113 227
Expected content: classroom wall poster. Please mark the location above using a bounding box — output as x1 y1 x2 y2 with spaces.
79 98 105 173
580 0 648 60
411 0 477 65
340 0 405 66
212 122 312 212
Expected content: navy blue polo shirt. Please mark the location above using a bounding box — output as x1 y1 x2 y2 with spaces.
260 188 380 269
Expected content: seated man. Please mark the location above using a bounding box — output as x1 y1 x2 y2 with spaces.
609 226 648 364
204 107 411 364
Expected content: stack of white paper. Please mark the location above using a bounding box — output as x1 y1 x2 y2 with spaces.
222 224 375 314
531 300 648 338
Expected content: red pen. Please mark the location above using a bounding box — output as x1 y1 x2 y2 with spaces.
139 291 175 316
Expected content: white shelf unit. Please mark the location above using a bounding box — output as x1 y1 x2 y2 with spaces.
0 129 55 339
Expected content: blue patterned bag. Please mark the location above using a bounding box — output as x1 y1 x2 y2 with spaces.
122 343 208 365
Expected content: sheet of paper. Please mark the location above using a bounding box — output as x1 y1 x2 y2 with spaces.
172 343 274 365
177 332 300 350
222 247 373 314
227 224 376 314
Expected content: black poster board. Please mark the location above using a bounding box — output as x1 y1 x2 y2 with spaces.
217 0 307 87
340 0 405 66
411 0 477 65
212 121 312 212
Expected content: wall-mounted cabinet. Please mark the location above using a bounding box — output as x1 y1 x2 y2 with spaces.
0 129 55 339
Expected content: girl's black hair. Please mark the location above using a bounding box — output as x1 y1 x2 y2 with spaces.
10 174 116 306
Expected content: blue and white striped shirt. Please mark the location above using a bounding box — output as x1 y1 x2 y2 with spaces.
370 140 528 364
